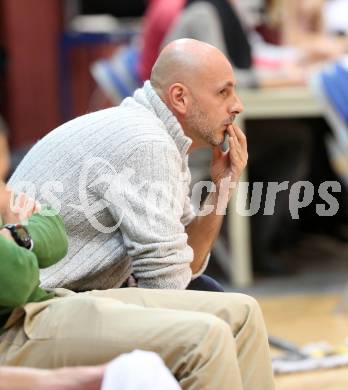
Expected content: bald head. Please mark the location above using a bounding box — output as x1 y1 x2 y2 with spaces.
150 39 233 96
149 39 242 150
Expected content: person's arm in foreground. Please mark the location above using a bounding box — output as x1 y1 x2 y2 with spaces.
0 186 68 267
186 124 247 274
0 230 41 308
26 206 68 268
0 188 68 308
0 365 105 390
0 351 180 390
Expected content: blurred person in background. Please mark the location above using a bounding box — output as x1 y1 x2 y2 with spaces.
0 116 10 183
164 0 254 85
255 0 348 242
0 115 36 183
256 0 348 64
137 0 185 82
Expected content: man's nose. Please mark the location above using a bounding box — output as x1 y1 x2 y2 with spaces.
229 94 244 115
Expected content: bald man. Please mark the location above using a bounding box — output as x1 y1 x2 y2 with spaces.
10 38 246 292
6 39 275 389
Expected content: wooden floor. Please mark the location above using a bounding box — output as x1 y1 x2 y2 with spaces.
258 294 348 389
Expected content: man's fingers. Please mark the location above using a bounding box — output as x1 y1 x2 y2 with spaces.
229 128 243 157
227 124 246 148
228 126 248 175
229 134 242 165
232 125 247 152
229 125 248 165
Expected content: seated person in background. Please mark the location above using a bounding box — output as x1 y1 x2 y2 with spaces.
255 0 348 241
0 186 275 389
10 39 247 292
163 0 308 88
257 0 348 64
0 116 10 182
163 0 258 87
137 0 185 83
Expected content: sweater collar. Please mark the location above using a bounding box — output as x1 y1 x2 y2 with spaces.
133 81 192 158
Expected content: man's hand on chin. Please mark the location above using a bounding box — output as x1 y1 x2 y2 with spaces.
210 124 248 201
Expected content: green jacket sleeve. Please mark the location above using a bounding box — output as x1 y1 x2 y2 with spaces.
0 235 40 307
0 209 68 310
26 209 68 268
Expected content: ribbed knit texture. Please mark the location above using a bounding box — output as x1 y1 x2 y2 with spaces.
9 82 207 291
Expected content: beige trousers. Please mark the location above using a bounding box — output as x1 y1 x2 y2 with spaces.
0 288 274 390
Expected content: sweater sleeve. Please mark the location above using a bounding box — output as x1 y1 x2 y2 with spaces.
105 142 194 289
26 208 68 268
0 235 40 308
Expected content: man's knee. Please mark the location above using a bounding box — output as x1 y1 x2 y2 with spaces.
239 294 264 325
215 293 265 334
193 314 232 349
235 294 261 315
176 313 234 381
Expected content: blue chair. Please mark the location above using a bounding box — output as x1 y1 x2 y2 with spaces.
90 45 141 104
321 62 348 123
311 57 348 188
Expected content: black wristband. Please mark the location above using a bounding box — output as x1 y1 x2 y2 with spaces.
3 224 34 250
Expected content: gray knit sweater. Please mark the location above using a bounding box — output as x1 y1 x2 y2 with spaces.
9 82 208 291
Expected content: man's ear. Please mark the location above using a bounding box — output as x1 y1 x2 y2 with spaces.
167 83 189 115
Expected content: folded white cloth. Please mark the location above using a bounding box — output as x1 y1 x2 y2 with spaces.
101 350 181 390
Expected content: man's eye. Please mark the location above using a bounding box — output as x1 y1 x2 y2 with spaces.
220 89 228 97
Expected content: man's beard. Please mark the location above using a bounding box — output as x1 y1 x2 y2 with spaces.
186 100 223 147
